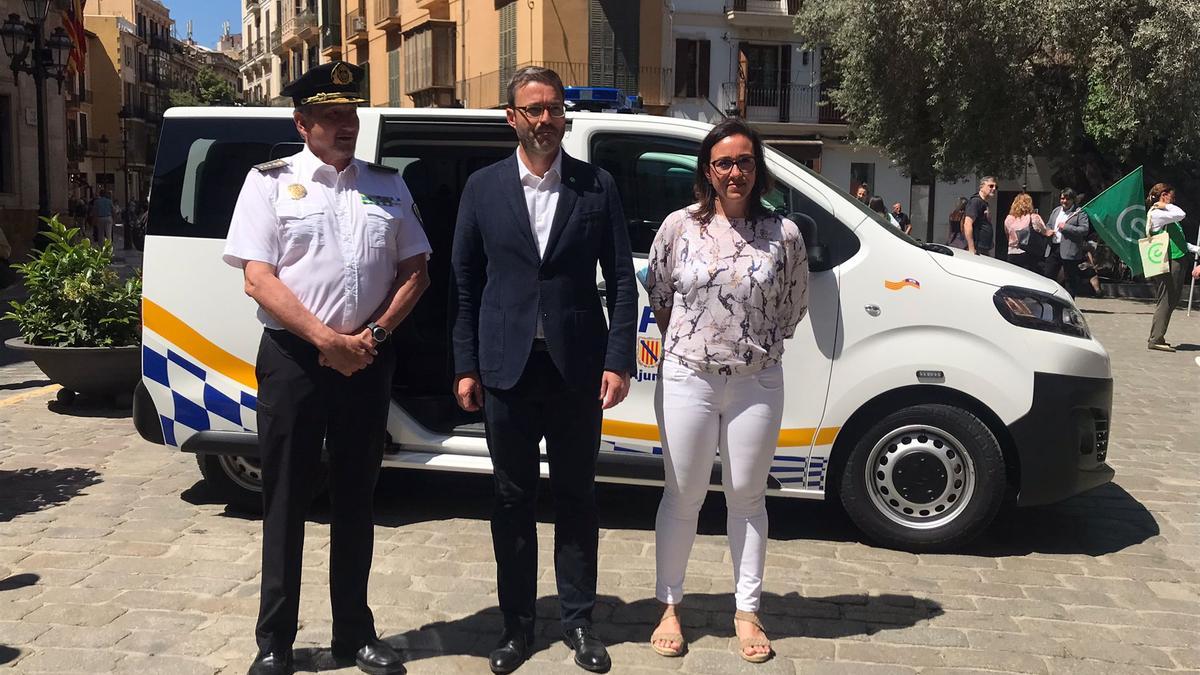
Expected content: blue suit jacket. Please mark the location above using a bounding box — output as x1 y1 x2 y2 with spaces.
451 152 637 391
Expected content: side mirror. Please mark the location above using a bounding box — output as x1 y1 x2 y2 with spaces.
789 212 833 273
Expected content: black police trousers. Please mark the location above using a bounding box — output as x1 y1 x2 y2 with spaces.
254 328 394 654
482 349 604 640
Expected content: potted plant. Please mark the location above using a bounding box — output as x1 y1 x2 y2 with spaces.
3 215 142 404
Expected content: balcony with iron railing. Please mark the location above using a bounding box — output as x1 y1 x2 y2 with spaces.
66 88 93 106
373 0 400 28
269 26 283 53
720 81 847 125
149 34 171 51
456 62 673 111
346 7 367 43
245 0 260 13
726 0 799 27
282 9 317 46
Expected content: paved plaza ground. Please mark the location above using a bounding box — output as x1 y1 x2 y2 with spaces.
0 294 1198 674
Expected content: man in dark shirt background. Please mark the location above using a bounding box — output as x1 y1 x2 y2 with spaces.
891 202 912 235
963 176 997 256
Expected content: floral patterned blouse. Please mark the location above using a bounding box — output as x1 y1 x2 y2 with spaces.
646 206 809 375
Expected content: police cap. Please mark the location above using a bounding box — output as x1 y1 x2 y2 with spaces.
280 61 367 108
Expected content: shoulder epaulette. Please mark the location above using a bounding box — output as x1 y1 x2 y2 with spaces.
366 162 398 174
253 159 288 173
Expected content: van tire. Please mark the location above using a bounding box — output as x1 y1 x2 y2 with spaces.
839 404 1005 552
195 455 331 514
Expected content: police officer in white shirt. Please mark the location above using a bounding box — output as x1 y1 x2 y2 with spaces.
223 61 431 675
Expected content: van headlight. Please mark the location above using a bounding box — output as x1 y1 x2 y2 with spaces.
993 286 1090 339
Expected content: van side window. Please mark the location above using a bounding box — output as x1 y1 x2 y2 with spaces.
148 118 302 239
590 134 702 256
765 184 861 269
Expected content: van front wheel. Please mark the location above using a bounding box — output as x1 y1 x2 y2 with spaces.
197 454 265 513
839 404 1005 552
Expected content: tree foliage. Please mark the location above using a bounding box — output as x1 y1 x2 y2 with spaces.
795 0 1200 193
168 66 237 107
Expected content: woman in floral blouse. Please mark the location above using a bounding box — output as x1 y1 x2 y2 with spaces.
645 118 808 663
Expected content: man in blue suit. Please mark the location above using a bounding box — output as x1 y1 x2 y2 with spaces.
451 67 637 674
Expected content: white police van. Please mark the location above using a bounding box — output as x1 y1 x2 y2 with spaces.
134 106 1114 551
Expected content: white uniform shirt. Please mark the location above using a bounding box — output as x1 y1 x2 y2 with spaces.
222 146 432 333
516 149 563 338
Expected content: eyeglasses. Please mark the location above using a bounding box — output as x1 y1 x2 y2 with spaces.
710 156 756 174
512 104 567 119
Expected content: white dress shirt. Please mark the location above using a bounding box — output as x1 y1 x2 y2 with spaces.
1052 207 1071 244
516 149 563 338
223 146 432 333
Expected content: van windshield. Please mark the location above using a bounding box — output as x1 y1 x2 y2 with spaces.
148 117 302 238
765 148 922 247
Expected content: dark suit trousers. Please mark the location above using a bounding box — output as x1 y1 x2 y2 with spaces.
1042 244 1082 297
254 329 394 654
483 350 603 638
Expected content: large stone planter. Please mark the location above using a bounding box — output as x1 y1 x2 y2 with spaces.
3 337 141 399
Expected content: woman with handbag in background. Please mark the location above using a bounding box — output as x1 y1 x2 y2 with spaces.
1145 183 1189 352
1004 193 1050 272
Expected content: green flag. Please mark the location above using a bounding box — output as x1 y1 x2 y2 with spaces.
1082 166 1145 277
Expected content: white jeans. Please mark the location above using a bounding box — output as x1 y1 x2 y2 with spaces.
654 358 784 612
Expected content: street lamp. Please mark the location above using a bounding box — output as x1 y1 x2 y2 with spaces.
2 1 73 249
117 105 132 250
98 133 108 177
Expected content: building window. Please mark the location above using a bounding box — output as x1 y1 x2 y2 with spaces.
673 39 709 99
588 0 638 93
79 112 89 146
404 23 454 105
498 1 516 104
850 162 874 198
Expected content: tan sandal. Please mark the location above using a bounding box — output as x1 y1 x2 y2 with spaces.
733 610 773 663
649 604 686 657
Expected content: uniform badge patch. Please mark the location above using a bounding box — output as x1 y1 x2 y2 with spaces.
361 194 397 206
287 184 307 200
332 62 353 85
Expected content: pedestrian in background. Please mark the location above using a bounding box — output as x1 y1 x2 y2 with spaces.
645 118 808 664
892 202 912 235
1003 193 1049 272
963 177 997 256
947 197 969 249
91 189 114 245
1041 188 1091 297
1145 182 1188 352
868 196 900 228
854 183 869 204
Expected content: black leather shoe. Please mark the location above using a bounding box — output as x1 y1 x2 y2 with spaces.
332 639 405 675
247 650 293 675
489 632 531 674
563 626 610 673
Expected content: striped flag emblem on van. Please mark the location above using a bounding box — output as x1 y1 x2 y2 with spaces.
637 338 661 368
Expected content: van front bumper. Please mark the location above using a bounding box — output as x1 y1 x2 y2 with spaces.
1007 372 1114 506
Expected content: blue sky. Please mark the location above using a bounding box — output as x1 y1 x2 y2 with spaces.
163 0 241 49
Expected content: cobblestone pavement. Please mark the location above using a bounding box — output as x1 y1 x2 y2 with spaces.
0 296 1198 674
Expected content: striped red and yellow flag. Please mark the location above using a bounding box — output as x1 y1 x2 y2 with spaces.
62 0 87 76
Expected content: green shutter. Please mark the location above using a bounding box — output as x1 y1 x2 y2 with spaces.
388 46 400 106
499 2 516 105
587 0 638 95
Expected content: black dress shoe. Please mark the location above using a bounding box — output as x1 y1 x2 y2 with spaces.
563 626 610 673
247 650 293 675
489 632 531 675
332 638 405 675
